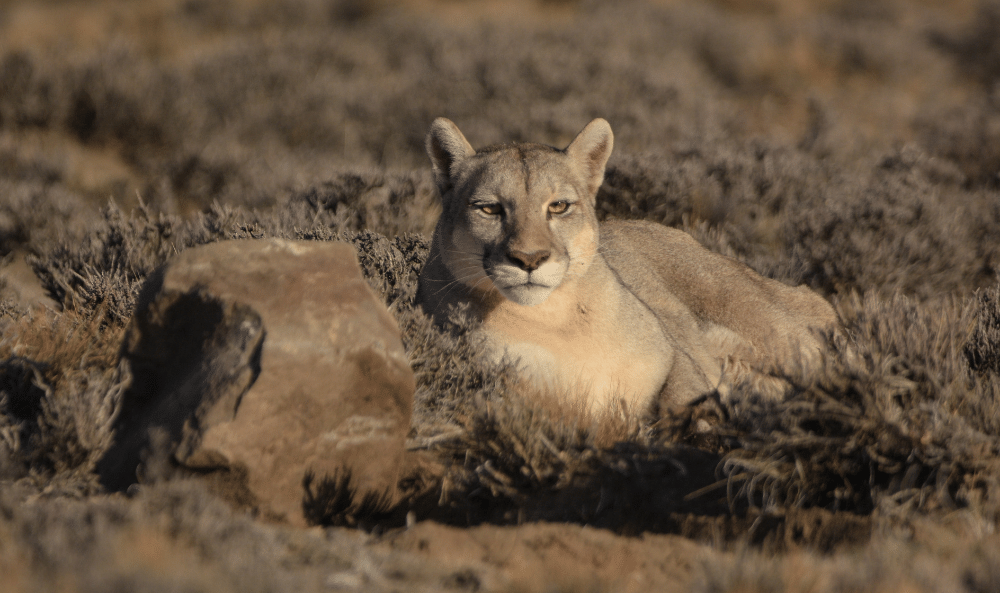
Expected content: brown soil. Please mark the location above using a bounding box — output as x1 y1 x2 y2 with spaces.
376 520 710 593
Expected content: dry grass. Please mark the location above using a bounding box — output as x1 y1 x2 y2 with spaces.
0 307 126 491
1 0 1000 591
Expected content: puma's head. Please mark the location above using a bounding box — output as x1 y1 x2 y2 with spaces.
425 118 614 306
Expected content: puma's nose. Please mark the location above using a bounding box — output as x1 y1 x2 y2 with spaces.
507 249 551 272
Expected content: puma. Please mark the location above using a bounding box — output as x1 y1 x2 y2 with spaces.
416 117 838 412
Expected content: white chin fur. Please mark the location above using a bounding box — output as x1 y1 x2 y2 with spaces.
498 283 556 306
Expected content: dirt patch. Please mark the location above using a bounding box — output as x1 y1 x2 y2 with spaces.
379 520 710 593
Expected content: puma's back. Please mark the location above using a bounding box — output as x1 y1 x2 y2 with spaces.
600 220 838 392
417 117 838 411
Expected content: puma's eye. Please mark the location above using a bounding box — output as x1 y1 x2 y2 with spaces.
548 201 571 215
477 203 503 216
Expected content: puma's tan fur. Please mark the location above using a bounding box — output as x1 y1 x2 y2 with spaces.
416 117 838 411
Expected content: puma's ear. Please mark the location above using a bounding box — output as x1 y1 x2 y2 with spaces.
565 118 614 198
426 117 476 194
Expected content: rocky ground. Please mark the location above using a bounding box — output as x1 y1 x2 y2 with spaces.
1 0 1000 591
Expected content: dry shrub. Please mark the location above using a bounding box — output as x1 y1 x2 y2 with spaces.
920 1 1000 189
601 142 999 298
26 174 434 322
301 470 395 529
421 383 725 530
693 290 1000 525
28 201 189 322
0 479 369 593
9 161 999 546
5 151 996 553
0 307 127 491
0 0 998 585
695 526 1000 593
916 94 1000 190
0 180 93 257
292 171 440 237
0 0 980 216
966 286 1000 376
929 0 1000 90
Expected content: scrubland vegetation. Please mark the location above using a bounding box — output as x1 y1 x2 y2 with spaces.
1 0 1000 590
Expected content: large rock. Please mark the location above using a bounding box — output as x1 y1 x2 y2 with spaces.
98 239 414 526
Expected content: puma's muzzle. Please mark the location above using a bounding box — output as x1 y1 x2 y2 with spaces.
506 248 551 272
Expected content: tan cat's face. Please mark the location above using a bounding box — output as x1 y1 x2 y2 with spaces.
426 118 614 307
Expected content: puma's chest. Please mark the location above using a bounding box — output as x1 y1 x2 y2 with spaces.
479 295 671 412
